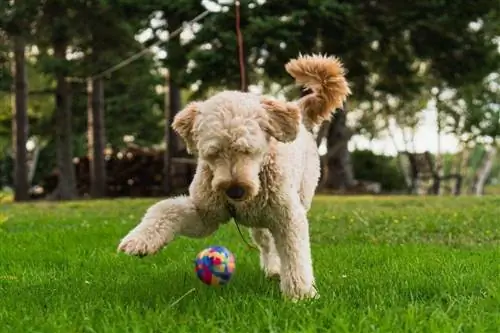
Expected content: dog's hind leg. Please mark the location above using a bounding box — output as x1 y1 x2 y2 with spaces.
118 196 222 257
251 228 281 279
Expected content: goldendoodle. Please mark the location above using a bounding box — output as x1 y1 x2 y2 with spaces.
118 54 351 300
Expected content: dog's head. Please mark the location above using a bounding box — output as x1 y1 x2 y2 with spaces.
172 91 301 203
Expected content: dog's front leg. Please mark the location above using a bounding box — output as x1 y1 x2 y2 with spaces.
118 195 219 256
271 199 317 301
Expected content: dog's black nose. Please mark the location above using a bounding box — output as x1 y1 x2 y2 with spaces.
225 185 246 200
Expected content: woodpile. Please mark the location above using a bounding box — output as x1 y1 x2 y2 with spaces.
318 180 382 195
37 144 196 198
35 144 384 199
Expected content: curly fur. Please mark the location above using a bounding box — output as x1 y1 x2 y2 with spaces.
118 54 350 301
286 53 351 130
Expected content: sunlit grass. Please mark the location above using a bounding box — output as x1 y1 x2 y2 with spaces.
0 196 499 332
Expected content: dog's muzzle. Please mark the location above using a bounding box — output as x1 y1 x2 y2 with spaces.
225 185 246 201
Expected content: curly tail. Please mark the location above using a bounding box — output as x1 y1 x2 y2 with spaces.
285 54 351 130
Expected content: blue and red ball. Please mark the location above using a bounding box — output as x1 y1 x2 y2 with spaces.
194 246 235 286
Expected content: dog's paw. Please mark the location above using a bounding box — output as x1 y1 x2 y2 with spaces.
263 262 281 280
117 234 162 257
261 255 281 280
280 280 319 302
265 269 281 280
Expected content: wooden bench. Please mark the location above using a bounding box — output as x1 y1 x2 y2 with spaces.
402 151 462 195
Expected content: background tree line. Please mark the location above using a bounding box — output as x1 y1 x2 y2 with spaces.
0 0 499 201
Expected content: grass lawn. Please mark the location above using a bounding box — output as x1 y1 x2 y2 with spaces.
0 196 499 332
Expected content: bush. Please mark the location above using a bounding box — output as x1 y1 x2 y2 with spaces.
0 154 12 189
351 149 407 192
0 187 13 203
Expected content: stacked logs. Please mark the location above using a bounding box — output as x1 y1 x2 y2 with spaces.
38 145 196 198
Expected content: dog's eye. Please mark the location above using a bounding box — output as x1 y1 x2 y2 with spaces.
240 148 253 155
205 149 219 159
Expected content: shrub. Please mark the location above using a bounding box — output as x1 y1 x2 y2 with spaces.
351 149 407 192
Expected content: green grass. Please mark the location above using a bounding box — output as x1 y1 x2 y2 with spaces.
485 183 500 195
1 196 499 332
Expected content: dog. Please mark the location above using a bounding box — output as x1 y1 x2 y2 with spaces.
118 54 351 301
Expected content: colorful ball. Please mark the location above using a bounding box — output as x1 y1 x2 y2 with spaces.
194 246 235 286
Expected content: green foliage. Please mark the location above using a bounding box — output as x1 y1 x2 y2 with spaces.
351 149 407 192
0 0 42 38
0 0 169 186
2 0 499 190
194 0 497 97
441 74 500 144
0 47 11 92
0 60 55 154
77 57 165 148
184 0 500 165
0 93 10 144
408 1 499 87
26 56 165 184
0 153 13 188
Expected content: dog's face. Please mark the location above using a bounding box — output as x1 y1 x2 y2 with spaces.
172 91 301 202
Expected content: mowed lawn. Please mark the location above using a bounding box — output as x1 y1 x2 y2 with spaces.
0 196 499 332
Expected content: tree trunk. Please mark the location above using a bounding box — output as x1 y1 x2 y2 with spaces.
322 108 356 191
11 35 29 201
163 71 172 195
163 71 182 195
26 141 40 185
164 16 193 195
163 15 182 195
435 103 444 185
87 78 107 198
315 122 329 147
452 141 470 194
54 42 77 200
468 148 486 194
386 121 412 189
472 146 497 196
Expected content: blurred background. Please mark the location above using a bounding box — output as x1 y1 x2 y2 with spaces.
0 0 499 202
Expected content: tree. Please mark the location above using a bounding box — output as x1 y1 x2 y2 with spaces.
441 74 500 195
1 55 57 190
70 0 159 198
1 1 174 197
186 0 263 96
34 0 80 200
11 37 30 201
0 0 41 201
140 0 210 193
185 0 421 190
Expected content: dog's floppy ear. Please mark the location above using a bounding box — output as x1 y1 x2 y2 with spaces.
260 97 301 143
172 102 199 154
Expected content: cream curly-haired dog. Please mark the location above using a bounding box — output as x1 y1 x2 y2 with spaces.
118 54 350 300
